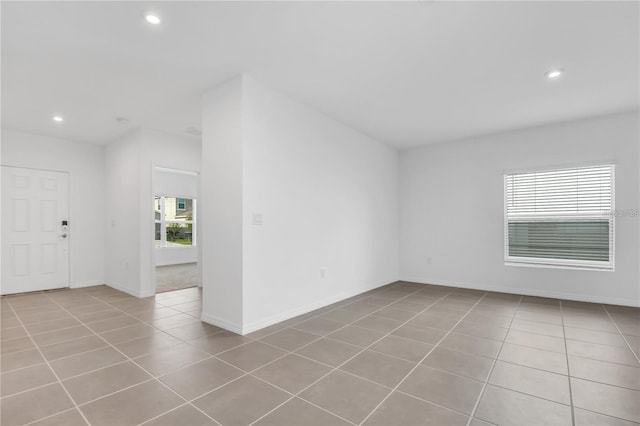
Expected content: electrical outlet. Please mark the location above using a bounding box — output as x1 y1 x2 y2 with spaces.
320 268 326 279
426 257 432 264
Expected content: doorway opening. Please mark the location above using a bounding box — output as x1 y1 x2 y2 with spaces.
153 167 199 294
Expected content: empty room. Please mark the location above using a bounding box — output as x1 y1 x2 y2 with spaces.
1 1 638 426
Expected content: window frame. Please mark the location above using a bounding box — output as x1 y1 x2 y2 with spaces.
503 164 615 272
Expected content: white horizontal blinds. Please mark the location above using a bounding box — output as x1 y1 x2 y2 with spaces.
506 166 613 216
505 165 614 269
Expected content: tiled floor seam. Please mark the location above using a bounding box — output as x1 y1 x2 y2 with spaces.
574 406 640 425
601 305 640 365
31 290 223 426
22 407 80 426
562 300 579 426
157 284 434 425
358 292 492 426
215 285 441 361
7 284 634 426
18 316 133 339
247 288 458 426
1 359 51 375
53 358 133 383
245 373 359 426
75 378 157 407
4 300 93 426
136 402 198 426
0 378 60 400
146 354 218 379
75 293 214 349
464 295 523 426
270 284 416 328
501 338 639 369
63 289 217 426
198 285 444 375
4 316 179 354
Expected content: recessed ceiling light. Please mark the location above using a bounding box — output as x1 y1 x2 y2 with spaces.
545 68 564 79
144 13 161 25
52 115 64 122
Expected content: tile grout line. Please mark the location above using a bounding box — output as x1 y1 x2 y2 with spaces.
69 289 223 426
601 305 640 365
13 287 227 426
559 300 576 426
7 284 632 425
4 299 93 426
176 285 438 422
358 292 492 426
135 402 193 426
211 322 492 421
36 288 224 426
3 291 636 426
246 286 458 426
22 407 82 426
1 357 134 400
464 295 523 426
66 289 224 426
1 378 59 400
245 374 359 426
2 313 176 356
1 321 216 371
137 283 427 426
261 330 494 388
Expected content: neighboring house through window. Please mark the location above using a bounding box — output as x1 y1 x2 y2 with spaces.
155 196 196 247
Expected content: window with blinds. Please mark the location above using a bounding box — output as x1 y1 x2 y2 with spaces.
504 165 614 270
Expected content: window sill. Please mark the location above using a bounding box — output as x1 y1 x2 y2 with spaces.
505 259 614 272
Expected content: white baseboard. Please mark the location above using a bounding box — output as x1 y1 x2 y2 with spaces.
70 280 103 289
240 280 395 335
200 313 243 335
139 289 155 298
401 277 640 307
198 280 396 336
104 281 145 298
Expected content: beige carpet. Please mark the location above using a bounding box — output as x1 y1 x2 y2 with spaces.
155 262 198 293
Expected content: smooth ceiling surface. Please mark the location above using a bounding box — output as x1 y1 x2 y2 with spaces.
1 1 638 147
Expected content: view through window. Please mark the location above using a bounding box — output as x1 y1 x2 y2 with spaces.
155 196 196 247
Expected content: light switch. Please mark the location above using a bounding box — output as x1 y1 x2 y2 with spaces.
252 213 263 226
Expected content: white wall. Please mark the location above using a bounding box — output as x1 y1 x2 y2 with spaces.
201 76 245 330
104 128 201 297
138 129 201 295
1 128 106 288
400 112 640 306
241 76 399 332
201 75 399 334
104 129 142 296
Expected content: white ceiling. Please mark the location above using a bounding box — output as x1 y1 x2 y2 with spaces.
2 1 638 148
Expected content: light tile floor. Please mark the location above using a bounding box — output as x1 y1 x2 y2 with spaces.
1 282 638 425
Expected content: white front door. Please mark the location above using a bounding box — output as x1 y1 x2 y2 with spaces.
1 166 70 295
